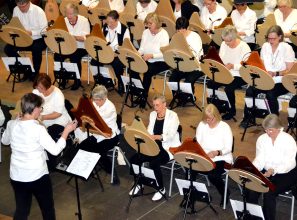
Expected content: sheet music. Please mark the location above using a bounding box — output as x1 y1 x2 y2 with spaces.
206 88 231 108
54 62 80 79
66 149 101 180
244 97 270 111
230 199 264 219
175 178 208 195
121 75 144 91
2 57 35 72
167 82 193 94
90 65 112 78
288 107 296 118
132 164 157 185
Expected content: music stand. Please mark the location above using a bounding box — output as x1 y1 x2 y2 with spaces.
189 12 212 45
85 23 115 89
174 151 217 220
200 54 234 114
282 74 297 138
0 18 33 92
163 49 202 110
117 39 149 112
44 17 78 89
124 126 161 212
239 65 274 141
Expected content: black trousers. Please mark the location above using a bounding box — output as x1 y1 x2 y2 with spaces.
4 38 47 75
244 82 288 116
191 161 226 197
130 61 169 96
207 77 246 115
246 168 297 220
169 69 204 94
91 57 125 88
130 145 170 190
78 135 119 174
10 174 56 220
54 48 88 80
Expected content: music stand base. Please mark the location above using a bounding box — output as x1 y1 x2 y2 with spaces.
53 70 77 90
7 64 32 92
169 92 202 111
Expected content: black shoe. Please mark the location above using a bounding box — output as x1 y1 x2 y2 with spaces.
71 80 81 90
220 191 230 207
239 118 249 128
222 112 235 120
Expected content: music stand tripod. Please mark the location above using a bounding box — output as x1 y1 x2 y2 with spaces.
5 33 32 92
124 128 164 212
53 36 77 89
168 56 202 111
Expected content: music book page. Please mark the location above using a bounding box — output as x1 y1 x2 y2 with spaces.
207 88 231 108
121 75 144 91
2 57 35 72
66 149 100 180
175 178 208 195
132 164 157 185
288 107 296 118
90 65 112 78
167 82 193 94
244 97 270 111
230 199 264 219
54 62 80 79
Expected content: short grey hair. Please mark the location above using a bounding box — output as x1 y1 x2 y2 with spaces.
65 3 79 16
152 94 166 103
92 85 108 100
221 25 238 41
15 0 30 4
262 114 283 130
21 93 44 115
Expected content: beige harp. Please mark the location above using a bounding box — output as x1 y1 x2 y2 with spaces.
88 0 111 26
255 13 276 46
212 17 233 46
155 0 176 38
189 12 211 45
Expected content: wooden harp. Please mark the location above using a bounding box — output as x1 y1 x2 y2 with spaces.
119 0 145 41
171 137 216 172
45 0 60 22
0 17 33 47
88 0 111 26
59 0 89 18
71 95 112 136
212 17 233 46
44 15 77 55
155 0 176 38
161 32 200 72
256 13 276 46
189 12 211 45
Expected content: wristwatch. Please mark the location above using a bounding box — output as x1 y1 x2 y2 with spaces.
217 150 221 156
276 71 280 76
160 135 163 141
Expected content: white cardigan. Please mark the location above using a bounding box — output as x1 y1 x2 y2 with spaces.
147 109 181 159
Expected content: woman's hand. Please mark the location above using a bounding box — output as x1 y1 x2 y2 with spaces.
207 150 219 158
264 168 274 177
142 54 153 61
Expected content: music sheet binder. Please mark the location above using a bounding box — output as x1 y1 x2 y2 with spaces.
230 199 264 220
57 149 100 180
132 164 158 186
206 88 231 108
2 57 34 72
54 61 80 79
90 65 112 78
167 82 193 95
175 178 208 195
121 75 144 92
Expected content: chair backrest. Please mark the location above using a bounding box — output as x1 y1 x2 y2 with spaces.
177 125 182 142
65 99 75 120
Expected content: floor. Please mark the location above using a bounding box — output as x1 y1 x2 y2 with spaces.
0 2 296 220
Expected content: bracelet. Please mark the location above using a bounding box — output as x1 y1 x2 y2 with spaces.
160 135 163 141
276 71 280 76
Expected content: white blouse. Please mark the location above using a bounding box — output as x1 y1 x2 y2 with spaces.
2 119 66 182
186 31 204 61
219 40 251 77
274 8 297 43
74 99 120 143
138 28 169 63
253 129 296 175
109 0 125 13
136 0 158 21
260 42 295 83
65 15 90 49
200 3 227 29
196 121 233 164
231 7 257 43
33 87 71 128
104 22 130 52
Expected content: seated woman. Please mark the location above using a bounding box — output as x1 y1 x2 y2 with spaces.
75 85 121 184
170 0 200 20
246 114 297 220
241 25 294 126
195 103 233 206
207 25 250 120
1 93 76 220
130 13 170 108
169 17 204 99
136 0 158 21
129 94 181 201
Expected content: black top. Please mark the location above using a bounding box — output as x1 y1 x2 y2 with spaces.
170 0 200 20
153 118 164 135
